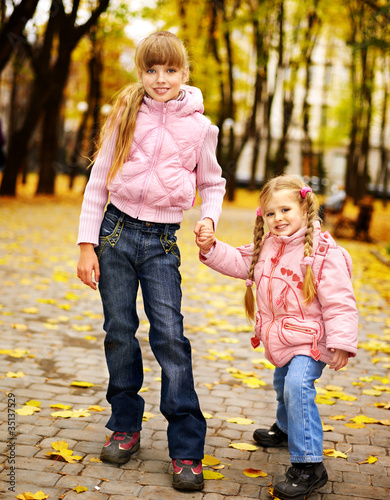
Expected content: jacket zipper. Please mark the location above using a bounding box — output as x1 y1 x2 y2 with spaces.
264 243 285 366
136 102 167 218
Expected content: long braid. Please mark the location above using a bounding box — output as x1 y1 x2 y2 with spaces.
302 190 319 304
244 215 265 320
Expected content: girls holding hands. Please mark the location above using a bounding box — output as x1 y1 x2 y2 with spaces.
77 31 225 491
196 175 358 500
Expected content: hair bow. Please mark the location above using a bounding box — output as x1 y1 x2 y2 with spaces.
245 279 254 287
300 186 312 198
256 207 262 217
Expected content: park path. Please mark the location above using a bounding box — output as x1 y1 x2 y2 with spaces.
0 197 389 499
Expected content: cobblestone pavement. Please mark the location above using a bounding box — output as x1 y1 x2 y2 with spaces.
0 198 389 500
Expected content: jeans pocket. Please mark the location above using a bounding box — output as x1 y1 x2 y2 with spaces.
96 216 124 259
160 233 181 265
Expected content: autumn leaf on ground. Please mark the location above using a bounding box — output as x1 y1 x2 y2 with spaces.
374 402 390 409
202 455 221 467
323 448 348 459
51 409 90 418
358 456 378 465
89 457 102 463
50 403 72 410
70 381 95 388
88 405 105 412
73 486 88 493
46 440 83 463
329 415 345 420
322 424 334 432
244 468 268 477
362 389 382 396
242 376 267 388
225 417 255 425
25 400 41 407
350 415 378 424
142 411 155 421
17 491 49 500
345 422 366 429
202 411 213 419
15 406 41 416
203 470 225 480
5 371 25 378
229 443 258 451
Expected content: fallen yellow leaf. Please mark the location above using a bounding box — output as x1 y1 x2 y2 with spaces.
229 443 258 451
202 455 221 466
88 405 105 412
17 491 49 500
358 456 378 465
226 417 255 425
73 486 88 493
203 470 224 480
70 381 94 388
244 468 268 477
323 448 348 459
6 371 25 378
15 406 41 416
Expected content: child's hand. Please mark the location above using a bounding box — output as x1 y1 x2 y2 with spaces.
193 218 215 253
329 348 349 371
77 243 100 290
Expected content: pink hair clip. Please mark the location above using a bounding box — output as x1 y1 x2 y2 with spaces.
256 207 262 217
245 279 254 288
300 186 312 198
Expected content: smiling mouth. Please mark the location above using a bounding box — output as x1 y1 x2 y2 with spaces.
275 224 288 230
153 87 170 93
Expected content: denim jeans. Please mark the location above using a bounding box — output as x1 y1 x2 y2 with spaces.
96 204 206 460
274 355 326 463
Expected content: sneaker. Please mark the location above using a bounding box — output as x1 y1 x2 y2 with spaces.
172 459 204 490
100 431 140 464
273 462 328 500
253 422 288 447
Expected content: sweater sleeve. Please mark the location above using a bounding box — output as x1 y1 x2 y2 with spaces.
200 239 254 280
196 125 226 229
316 248 359 356
77 134 115 246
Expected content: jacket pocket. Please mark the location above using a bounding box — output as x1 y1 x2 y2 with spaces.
250 312 262 349
278 317 323 361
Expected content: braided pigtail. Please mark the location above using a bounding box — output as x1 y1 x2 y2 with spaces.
302 190 319 304
244 213 265 321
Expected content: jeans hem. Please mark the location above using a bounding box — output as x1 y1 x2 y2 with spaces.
289 456 324 463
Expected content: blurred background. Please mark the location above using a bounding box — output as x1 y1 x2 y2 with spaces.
0 0 389 208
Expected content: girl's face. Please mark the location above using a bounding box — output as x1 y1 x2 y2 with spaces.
263 189 307 237
139 64 189 102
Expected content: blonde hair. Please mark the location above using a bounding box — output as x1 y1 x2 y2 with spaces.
95 31 189 186
244 175 319 320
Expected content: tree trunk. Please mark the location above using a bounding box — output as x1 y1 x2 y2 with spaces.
0 0 39 73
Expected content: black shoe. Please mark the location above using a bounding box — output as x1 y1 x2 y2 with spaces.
273 462 328 500
172 459 204 490
100 431 140 464
253 422 288 447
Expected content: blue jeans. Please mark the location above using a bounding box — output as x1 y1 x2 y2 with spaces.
274 355 326 463
96 204 206 460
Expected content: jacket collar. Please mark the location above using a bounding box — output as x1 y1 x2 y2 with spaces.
140 85 205 117
268 220 322 247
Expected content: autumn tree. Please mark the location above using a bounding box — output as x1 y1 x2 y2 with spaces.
0 0 110 197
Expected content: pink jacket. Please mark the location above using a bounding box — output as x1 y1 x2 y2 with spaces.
78 85 226 246
201 222 358 367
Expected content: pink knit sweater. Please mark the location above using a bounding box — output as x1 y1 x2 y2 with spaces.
78 87 226 246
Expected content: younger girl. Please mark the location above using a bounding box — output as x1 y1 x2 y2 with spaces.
77 31 226 491
196 175 358 500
